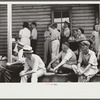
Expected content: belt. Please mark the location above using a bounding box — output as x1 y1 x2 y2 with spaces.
52 38 59 41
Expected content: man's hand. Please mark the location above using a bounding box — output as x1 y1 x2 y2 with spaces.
97 52 100 60
47 63 51 70
6 62 11 66
54 67 58 73
19 71 26 76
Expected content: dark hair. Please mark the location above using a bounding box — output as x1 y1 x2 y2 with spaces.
52 23 57 28
62 41 69 47
23 22 29 28
32 21 37 26
93 24 98 30
78 28 84 34
64 21 70 28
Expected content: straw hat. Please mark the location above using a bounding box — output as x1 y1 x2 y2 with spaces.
23 45 33 54
81 40 90 46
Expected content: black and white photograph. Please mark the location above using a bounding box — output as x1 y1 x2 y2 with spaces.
0 1 100 98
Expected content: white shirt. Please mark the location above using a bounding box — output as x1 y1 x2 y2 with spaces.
56 48 77 65
49 27 60 41
19 28 31 45
64 27 70 38
78 49 98 66
24 54 46 72
31 28 37 40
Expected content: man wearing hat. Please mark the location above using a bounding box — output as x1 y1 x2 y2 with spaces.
47 42 77 74
77 40 98 82
19 45 46 83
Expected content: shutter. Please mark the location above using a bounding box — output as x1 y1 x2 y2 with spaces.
12 5 51 59
0 5 7 56
71 4 95 38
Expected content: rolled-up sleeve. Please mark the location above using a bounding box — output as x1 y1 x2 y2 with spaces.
60 52 72 65
55 52 62 60
78 52 82 64
89 52 98 66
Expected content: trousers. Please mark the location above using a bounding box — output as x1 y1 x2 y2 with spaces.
31 39 37 54
20 69 46 83
44 39 51 65
51 40 60 60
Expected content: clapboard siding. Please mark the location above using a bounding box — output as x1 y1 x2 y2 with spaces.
71 5 95 38
12 4 97 60
0 5 7 56
12 5 51 59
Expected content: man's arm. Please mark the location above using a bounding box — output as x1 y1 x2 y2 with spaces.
54 52 72 71
47 52 62 70
47 58 58 70
82 64 91 74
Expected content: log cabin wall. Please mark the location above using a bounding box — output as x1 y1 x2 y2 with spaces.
71 4 96 38
0 5 7 57
12 4 98 59
12 4 52 59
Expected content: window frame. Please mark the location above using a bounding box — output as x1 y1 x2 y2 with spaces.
51 7 72 35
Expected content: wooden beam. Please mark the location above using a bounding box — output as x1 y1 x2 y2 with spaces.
7 4 12 63
99 4 100 23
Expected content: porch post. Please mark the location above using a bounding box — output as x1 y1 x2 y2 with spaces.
7 4 12 63
99 4 100 23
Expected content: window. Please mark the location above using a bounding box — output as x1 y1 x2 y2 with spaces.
53 10 70 33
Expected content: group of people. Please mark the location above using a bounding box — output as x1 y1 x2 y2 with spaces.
10 20 100 82
44 22 100 82
11 21 46 83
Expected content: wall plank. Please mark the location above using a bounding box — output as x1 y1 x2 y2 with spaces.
71 5 95 38
12 4 51 59
0 5 7 56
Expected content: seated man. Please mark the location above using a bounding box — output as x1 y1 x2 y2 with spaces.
19 45 46 83
77 40 99 82
47 42 77 74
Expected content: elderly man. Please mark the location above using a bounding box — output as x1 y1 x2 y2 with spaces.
47 42 77 74
77 40 99 82
19 45 46 83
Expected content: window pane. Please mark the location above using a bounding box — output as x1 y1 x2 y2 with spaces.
62 11 69 23
54 18 61 23
54 11 61 23
57 23 62 33
54 11 61 18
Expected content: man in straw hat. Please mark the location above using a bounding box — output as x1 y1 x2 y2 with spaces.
19 45 46 83
47 41 77 74
77 40 98 82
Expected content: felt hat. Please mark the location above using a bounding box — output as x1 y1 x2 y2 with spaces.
81 40 90 46
64 20 70 24
23 45 33 54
